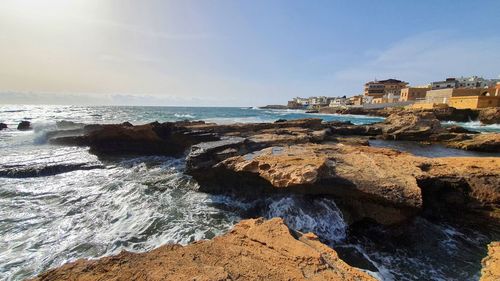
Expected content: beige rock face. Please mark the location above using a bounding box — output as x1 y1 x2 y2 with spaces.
219 144 424 224
377 111 446 140
30 218 375 281
481 242 500 281
206 143 500 225
446 133 500 152
478 107 500 125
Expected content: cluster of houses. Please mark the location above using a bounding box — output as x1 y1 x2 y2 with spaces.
287 76 500 110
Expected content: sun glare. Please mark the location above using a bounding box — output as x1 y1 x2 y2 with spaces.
3 0 89 19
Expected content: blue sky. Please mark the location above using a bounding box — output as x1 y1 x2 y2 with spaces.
0 0 499 106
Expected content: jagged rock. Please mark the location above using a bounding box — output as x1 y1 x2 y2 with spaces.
186 136 249 171
30 218 375 281
376 111 446 140
195 143 424 225
51 122 219 156
185 118 325 136
417 157 500 221
445 125 479 134
481 242 500 281
191 142 500 225
0 123 7 130
479 108 500 125
429 107 479 122
446 133 500 152
17 121 31 131
329 124 381 136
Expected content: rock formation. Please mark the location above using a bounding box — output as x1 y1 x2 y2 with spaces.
481 242 500 281
445 133 500 152
50 121 219 156
479 108 500 125
0 123 7 130
30 218 376 281
17 120 31 130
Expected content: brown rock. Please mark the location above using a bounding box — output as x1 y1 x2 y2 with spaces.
480 242 500 281
446 133 500 152
17 120 31 131
30 218 375 281
192 142 500 225
50 122 219 156
211 144 424 225
478 107 500 125
377 111 446 140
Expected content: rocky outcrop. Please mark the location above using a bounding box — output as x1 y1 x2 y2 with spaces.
429 107 479 122
417 157 500 221
17 120 31 131
259 104 288 109
189 141 500 225
30 218 375 281
376 111 446 140
191 143 425 225
50 121 219 156
479 108 500 125
446 133 500 152
0 123 7 130
481 242 500 281
185 118 325 136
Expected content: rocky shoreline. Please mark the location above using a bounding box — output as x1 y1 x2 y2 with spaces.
30 111 499 280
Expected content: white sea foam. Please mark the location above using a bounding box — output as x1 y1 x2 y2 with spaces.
443 120 500 132
265 195 347 243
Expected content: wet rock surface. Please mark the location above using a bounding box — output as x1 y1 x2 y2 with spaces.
0 123 7 130
445 133 500 152
479 108 500 125
30 218 375 281
17 120 31 130
29 114 500 280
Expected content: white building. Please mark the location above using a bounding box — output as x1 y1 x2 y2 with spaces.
456 76 500 88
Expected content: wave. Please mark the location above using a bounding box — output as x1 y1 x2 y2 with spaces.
174 113 196 119
264 195 347 244
443 121 500 133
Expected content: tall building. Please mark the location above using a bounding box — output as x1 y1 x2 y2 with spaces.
364 79 408 98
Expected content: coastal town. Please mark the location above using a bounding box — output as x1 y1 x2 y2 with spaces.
271 76 500 111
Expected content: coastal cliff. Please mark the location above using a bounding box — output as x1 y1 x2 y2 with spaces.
30 218 376 281
34 113 500 280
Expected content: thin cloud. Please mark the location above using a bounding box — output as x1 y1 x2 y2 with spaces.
331 31 500 93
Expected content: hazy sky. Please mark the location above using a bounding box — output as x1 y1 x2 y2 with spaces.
1 0 499 106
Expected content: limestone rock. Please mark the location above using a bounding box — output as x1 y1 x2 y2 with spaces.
377 111 446 140
30 218 375 281
208 144 425 225
478 107 500 125
481 242 500 281
446 133 500 152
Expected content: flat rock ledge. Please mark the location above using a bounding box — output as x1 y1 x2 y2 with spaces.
189 142 500 225
30 218 375 281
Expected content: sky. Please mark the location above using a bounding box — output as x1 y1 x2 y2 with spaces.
1 0 499 106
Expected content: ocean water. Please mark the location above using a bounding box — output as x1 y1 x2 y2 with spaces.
0 105 498 281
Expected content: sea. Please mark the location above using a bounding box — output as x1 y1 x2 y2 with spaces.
0 105 499 281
